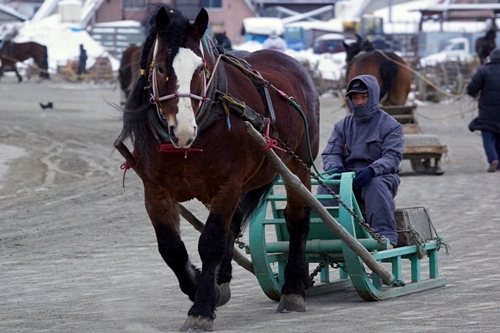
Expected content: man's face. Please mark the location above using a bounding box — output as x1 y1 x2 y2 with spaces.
350 92 368 106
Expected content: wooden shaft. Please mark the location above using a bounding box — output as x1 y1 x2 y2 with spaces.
113 138 254 275
178 204 254 274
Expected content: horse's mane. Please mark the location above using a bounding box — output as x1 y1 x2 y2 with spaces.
486 29 497 40
344 35 377 64
360 39 375 52
118 4 190 156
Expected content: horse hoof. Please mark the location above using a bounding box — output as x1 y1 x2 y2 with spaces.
277 294 306 313
179 315 213 332
216 282 231 307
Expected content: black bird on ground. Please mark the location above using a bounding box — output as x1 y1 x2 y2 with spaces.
39 102 53 109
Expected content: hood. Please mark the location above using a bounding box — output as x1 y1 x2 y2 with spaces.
489 48 500 62
346 74 380 122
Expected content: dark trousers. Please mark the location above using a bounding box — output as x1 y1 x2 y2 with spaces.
317 173 399 246
481 131 500 165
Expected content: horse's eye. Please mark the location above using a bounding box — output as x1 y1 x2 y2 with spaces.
157 64 165 75
197 64 204 73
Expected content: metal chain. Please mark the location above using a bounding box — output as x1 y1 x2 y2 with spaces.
277 138 386 243
308 253 347 286
234 234 246 249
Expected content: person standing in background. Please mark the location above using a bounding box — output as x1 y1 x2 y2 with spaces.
77 44 88 78
262 30 287 52
466 48 500 172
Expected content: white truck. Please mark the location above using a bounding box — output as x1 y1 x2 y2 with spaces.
419 37 476 67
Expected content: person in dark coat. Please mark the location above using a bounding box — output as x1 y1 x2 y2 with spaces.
318 74 404 247
466 48 500 172
77 44 88 76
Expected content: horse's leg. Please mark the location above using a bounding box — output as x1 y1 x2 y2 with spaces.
14 67 22 83
145 187 201 301
213 206 241 308
181 193 240 332
216 183 274 307
0 60 5 79
277 180 311 312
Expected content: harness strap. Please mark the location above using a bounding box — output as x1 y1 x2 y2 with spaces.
252 70 276 126
217 91 268 133
196 36 228 134
220 55 278 127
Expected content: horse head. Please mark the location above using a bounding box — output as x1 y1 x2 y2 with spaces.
148 6 209 148
343 34 364 63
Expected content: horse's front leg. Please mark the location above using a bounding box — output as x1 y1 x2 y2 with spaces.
181 195 239 332
145 187 200 301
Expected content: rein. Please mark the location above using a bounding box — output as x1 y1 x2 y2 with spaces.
143 37 315 165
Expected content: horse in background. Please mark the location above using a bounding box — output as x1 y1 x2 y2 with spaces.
213 31 232 52
117 45 141 105
343 35 411 106
118 4 319 331
0 41 50 82
475 29 497 65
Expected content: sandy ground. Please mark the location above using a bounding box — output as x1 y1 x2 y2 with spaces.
1 74 499 333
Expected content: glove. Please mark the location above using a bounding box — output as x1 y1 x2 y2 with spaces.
325 165 347 179
353 167 375 189
326 165 347 174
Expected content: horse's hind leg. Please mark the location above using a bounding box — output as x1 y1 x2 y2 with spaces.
278 184 311 312
14 68 22 83
145 190 200 301
216 183 274 306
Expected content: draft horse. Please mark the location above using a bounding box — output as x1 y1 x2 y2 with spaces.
0 40 50 82
117 4 319 331
343 35 411 106
117 45 141 105
475 29 496 65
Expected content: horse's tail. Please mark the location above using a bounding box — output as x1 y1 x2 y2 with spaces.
378 55 397 103
240 180 276 229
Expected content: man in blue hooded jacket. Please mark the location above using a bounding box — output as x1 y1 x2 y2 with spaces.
320 74 404 247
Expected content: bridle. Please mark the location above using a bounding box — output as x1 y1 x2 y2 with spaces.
148 38 211 126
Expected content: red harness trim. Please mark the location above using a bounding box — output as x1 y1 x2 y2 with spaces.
159 143 203 159
259 120 285 152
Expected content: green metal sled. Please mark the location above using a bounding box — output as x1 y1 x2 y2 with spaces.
246 172 447 302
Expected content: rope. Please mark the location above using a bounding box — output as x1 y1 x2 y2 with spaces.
119 151 136 190
429 218 451 255
408 225 427 259
373 49 467 100
414 91 477 121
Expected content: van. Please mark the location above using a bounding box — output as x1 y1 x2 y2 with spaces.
313 33 345 55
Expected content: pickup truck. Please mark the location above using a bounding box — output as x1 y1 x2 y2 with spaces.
419 37 476 66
